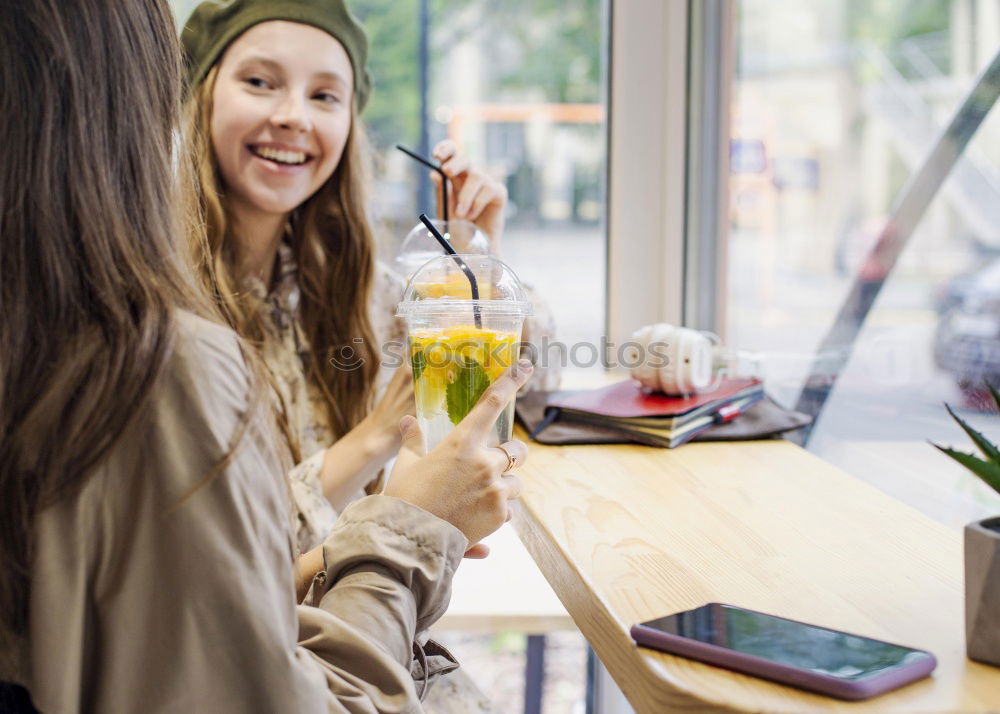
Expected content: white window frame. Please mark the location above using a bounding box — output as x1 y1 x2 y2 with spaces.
605 0 734 345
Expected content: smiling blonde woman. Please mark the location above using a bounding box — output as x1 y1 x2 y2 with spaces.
180 0 559 558
176 1 555 710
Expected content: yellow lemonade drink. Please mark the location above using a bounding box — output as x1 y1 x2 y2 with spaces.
397 254 531 450
410 325 520 448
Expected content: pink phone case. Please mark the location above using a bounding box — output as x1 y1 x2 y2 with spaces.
629 603 937 701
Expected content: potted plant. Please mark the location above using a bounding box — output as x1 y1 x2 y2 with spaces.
934 385 1000 667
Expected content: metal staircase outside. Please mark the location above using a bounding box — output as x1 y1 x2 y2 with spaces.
861 35 1000 245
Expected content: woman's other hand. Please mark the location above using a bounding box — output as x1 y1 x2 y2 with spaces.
365 365 415 448
319 366 414 508
384 359 532 551
431 139 508 254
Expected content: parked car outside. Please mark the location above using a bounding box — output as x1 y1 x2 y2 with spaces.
934 257 1000 406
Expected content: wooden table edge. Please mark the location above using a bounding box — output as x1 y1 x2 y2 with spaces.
512 499 748 714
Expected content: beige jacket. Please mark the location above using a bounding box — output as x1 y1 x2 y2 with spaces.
1 312 467 713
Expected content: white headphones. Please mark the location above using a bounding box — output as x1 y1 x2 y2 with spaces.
624 323 723 395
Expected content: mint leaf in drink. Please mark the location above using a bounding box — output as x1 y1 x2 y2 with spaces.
411 349 426 381
446 357 490 425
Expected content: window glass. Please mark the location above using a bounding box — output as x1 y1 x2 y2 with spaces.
354 0 608 370
728 0 1000 526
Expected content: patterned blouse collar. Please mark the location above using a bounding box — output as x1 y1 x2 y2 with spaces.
245 240 301 331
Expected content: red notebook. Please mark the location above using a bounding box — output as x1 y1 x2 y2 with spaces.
541 378 763 448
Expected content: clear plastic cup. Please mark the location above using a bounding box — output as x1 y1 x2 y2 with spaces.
397 254 532 450
394 218 490 280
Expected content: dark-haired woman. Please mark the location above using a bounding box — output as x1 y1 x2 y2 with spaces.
0 1 528 711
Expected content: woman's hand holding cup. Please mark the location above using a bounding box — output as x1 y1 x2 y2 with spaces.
384 359 532 553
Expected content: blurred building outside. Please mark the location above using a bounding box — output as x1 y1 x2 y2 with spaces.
362 0 607 365
728 0 1000 530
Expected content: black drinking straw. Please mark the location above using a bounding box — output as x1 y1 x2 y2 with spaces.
418 213 482 329
396 144 449 225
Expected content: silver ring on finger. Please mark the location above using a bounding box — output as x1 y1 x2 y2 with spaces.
494 444 517 473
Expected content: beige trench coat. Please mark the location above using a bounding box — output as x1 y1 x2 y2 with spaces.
0 312 467 713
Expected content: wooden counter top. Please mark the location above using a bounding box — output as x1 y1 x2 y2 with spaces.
511 434 1000 712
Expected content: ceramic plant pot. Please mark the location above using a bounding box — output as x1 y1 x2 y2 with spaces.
966 516 1000 666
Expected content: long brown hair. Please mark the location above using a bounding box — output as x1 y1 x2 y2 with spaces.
0 0 208 636
186 66 380 445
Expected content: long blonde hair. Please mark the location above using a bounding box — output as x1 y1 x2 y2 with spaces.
186 66 380 447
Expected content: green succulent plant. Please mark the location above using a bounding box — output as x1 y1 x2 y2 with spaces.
934 384 1000 498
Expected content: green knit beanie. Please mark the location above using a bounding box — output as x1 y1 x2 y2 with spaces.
181 0 372 112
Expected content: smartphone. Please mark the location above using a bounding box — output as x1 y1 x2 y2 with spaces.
630 603 936 700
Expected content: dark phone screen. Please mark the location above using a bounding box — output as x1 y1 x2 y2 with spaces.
640 604 932 680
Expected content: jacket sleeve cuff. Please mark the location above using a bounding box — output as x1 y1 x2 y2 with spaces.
315 495 468 630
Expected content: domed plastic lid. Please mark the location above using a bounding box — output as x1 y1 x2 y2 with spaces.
395 218 490 280
396 254 533 317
